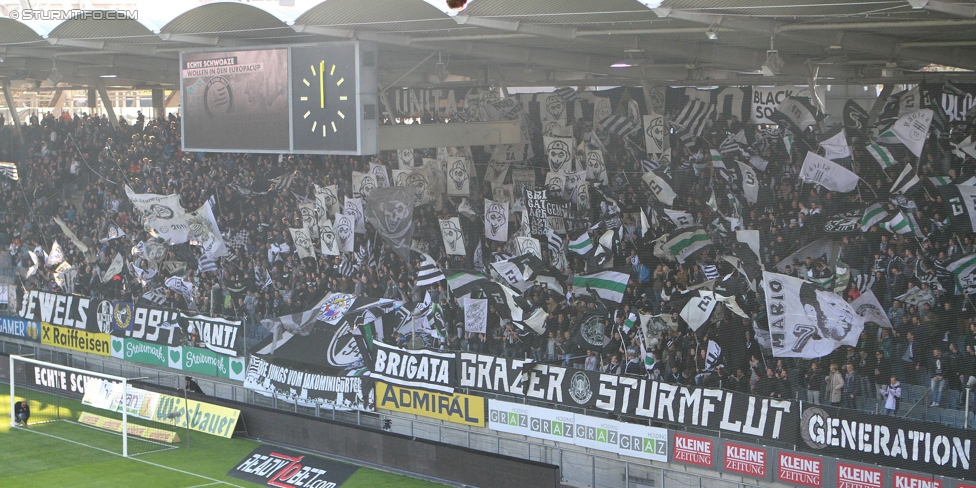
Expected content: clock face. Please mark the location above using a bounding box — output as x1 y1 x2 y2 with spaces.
291 45 358 152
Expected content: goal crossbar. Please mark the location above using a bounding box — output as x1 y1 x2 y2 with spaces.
9 354 133 456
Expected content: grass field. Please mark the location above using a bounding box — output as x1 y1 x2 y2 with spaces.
0 383 446 488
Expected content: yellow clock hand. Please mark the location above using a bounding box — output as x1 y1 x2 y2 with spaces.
319 60 325 109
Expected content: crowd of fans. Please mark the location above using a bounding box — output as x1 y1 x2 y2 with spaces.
3 101 976 418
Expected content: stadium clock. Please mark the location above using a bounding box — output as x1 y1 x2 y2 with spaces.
291 44 359 153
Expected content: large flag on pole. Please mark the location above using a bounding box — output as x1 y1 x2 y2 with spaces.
664 229 712 263
568 232 593 255
880 210 922 237
364 186 415 259
45 240 65 267
415 252 446 287
860 203 889 231
799 152 859 193
819 126 851 161
573 270 630 303
641 172 676 206
866 143 897 169
947 254 976 295
890 163 920 195
762 271 864 358
891 108 934 157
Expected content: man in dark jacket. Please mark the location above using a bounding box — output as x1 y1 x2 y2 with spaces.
869 349 891 392
14 400 30 425
755 368 778 397
843 363 861 409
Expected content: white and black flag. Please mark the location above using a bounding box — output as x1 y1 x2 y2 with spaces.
438 217 466 255
762 271 864 358
484 198 509 242
463 296 488 334
364 186 415 259
289 227 316 260
0 161 19 181
544 136 574 173
415 252 446 287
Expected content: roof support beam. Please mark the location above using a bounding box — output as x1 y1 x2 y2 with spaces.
1 78 24 141
94 80 118 128
907 0 976 18
653 7 976 70
158 33 219 46
452 15 578 40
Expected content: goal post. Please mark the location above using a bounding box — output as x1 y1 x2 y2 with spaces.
8 354 182 457
10 354 132 455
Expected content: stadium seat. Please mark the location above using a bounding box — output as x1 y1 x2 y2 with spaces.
910 385 928 403
943 409 963 428
944 389 960 408
926 411 941 423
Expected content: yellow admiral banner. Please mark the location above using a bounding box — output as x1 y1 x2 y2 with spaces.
41 323 111 356
376 381 485 427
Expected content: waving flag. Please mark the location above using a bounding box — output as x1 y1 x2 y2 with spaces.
799 152 859 193
762 271 864 358
866 143 897 169
891 109 934 157
568 232 593 255
415 252 446 287
860 203 889 231
573 270 630 303
664 229 712 264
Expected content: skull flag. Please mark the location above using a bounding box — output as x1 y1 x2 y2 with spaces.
484 198 510 242
439 217 466 255
365 186 416 259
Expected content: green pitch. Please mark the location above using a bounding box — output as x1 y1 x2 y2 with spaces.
0 383 443 488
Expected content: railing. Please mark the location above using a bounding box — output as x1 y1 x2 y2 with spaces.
0 338 778 488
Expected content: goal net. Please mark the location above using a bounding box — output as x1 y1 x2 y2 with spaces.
8 354 182 457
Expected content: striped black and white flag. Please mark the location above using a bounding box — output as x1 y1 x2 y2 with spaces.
852 272 876 293
719 130 750 156
271 171 298 192
598 114 640 138
701 263 720 281
672 99 714 147
416 252 446 286
0 162 18 181
197 255 218 274
554 86 582 102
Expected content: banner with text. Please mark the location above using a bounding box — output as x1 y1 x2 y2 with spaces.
459 353 796 443
376 381 484 427
798 404 975 481
488 400 668 462
228 445 359 488
244 356 373 411
0 315 40 342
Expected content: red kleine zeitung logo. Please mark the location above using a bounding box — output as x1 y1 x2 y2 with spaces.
673 433 712 467
778 451 822 487
724 442 765 478
836 463 882 488
893 473 941 488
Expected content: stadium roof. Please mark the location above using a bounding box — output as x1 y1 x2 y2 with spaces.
0 0 975 90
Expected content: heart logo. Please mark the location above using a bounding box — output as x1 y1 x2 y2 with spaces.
231 361 243 375
170 350 180 363
112 338 122 353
